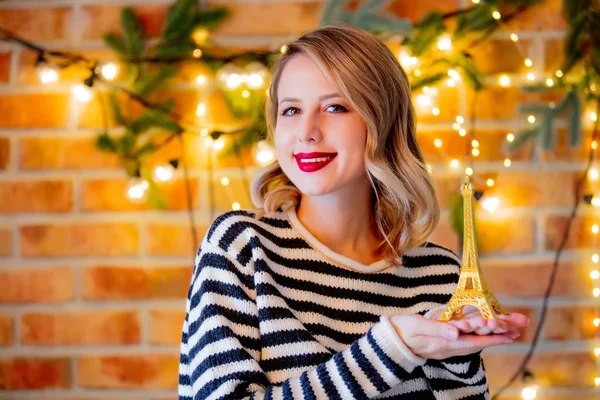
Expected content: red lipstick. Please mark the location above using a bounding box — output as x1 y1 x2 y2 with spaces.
294 152 337 173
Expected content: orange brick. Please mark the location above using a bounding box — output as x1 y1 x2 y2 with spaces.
501 0 567 31
543 306 599 341
0 227 11 257
0 180 73 213
465 39 533 75
147 223 209 257
0 315 13 346
0 137 10 170
0 7 75 41
0 52 10 83
544 215 598 251
82 266 191 300
466 86 564 121
483 172 577 208
482 261 589 298
81 178 199 211
0 357 71 389
207 1 321 36
477 215 535 254
212 176 254 212
21 311 140 345
418 129 533 163
539 127 595 162
20 223 138 258
387 0 460 23
19 137 120 170
544 38 564 74
0 266 74 304
484 351 594 389
148 310 186 345
432 177 461 210
429 217 459 254
79 4 169 40
0 94 69 128
77 355 178 389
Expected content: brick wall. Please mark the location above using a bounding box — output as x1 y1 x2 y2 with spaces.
0 0 596 399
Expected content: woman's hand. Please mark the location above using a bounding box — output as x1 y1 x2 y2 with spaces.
388 308 528 360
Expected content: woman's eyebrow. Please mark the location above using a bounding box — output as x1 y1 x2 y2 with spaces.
279 93 342 105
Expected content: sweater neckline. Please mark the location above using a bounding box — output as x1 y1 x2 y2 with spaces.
286 207 395 273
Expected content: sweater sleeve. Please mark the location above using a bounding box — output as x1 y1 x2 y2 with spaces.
178 228 428 400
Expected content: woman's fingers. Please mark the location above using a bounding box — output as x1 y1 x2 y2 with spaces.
498 312 530 327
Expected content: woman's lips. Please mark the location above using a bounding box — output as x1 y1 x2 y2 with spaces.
294 153 337 173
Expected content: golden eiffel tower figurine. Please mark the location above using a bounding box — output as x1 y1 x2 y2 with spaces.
438 175 508 322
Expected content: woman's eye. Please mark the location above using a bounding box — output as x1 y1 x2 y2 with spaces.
326 104 348 113
281 107 299 116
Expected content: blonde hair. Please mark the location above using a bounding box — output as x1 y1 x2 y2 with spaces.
250 24 439 265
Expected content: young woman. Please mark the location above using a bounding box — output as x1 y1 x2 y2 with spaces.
178 24 528 399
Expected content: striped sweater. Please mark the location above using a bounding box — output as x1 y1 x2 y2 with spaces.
178 208 489 400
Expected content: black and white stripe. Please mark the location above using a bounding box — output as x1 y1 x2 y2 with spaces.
179 210 489 400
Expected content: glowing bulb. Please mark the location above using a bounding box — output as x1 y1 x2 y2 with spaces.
459 128 467 137
465 167 473 176
472 0 480 3
510 33 519 42
196 103 206 117
590 112 598 122
200 128 209 137
492 11 501 20
280 45 288 54
204 137 213 147
593 224 599 235
126 178 149 203
193 49 202 58
73 84 92 102
226 73 244 89
592 196 600 207
591 140 598 149
437 35 452 51
242 90 250 98
499 75 511 87
213 138 226 151
471 140 479 148
594 288 600 297
595 347 600 356
448 69 461 81
594 318 600 327
414 69 422 77
398 50 419 70
589 168 599 181
595 377 600 386
100 63 118 80
528 115 536 123
487 179 495 187
221 177 229 186
591 270 600 280
481 197 500 213
504 158 512 167
593 253 599 263
426 164 433 174
507 133 515 142
196 75 207 86
38 65 59 84
417 94 432 107
450 159 460 168
472 148 480 157
245 61 268 89
453 123 461 131
521 384 540 400
432 107 440 116
232 202 241 210
556 70 563 78
434 139 443 148
525 59 533 67
456 116 465 124
153 163 174 182
527 72 536 81
546 78 554 87
252 140 276 167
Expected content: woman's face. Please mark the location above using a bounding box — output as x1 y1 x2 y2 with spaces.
274 54 370 198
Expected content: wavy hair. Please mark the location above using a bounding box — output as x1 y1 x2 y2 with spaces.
250 24 439 264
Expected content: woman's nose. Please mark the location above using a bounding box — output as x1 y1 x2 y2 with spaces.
297 114 322 143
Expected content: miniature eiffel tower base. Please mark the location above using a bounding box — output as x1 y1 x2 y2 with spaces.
438 288 509 322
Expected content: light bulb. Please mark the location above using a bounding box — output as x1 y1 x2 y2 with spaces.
126 178 149 203
472 148 480 156
471 140 479 148
594 347 600 356
242 90 250 98
499 75 511 87
525 59 533 67
591 270 600 280
448 69 460 81
527 72 536 81
504 158 512 167
595 377 600 386
593 288 600 297
193 49 202 58
456 116 465 124
245 61 269 89
417 94 432 108
589 168 599 181
221 177 229 186
398 50 419 71
592 196 600 207
432 107 440 116
196 103 206 117
216 63 245 90
546 78 554 87
453 123 461 131
528 115 536 123
521 384 540 400
590 112 598 122
213 138 226 151
100 63 118 80
437 35 452 51
507 133 515 142
200 128 209 137
510 33 519 42
591 140 598 149
196 75 207 86
446 78 456 87
280 45 288 54
492 11 501 20
38 65 59 84
73 84 92 102
556 70 563 78
487 179 495 187
465 167 473 176
592 224 599 235
481 197 500 213
459 129 467 137
434 139 443 148
153 163 174 182
593 253 599 263
450 159 460 168
594 317 600 327
232 202 241 210
252 140 276 167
